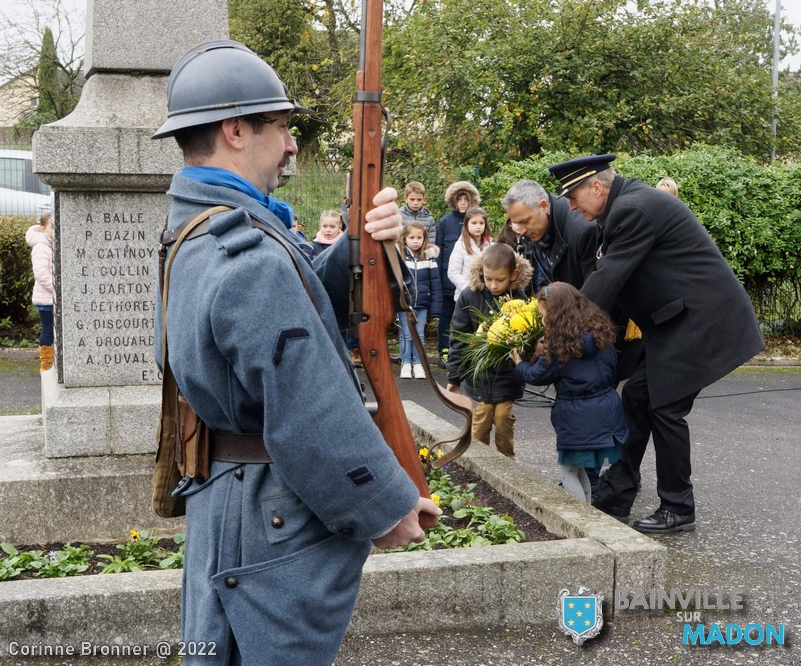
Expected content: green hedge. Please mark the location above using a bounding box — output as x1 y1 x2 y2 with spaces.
0 216 38 343
478 145 801 333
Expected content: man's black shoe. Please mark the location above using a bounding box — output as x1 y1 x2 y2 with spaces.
633 508 696 534
591 498 630 523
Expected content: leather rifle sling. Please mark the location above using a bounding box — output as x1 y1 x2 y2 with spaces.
382 240 473 468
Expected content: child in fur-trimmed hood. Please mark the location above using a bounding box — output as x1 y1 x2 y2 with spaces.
446 243 533 459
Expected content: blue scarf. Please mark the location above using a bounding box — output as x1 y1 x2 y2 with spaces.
181 166 294 229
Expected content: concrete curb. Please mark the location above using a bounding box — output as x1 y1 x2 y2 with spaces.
742 356 801 366
0 347 39 360
0 403 665 655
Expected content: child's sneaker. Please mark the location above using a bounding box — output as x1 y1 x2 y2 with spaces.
348 348 362 367
438 348 449 369
400 364 412 379
413 363 426 379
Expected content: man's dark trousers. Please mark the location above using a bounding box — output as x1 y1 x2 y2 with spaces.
596 359 700 516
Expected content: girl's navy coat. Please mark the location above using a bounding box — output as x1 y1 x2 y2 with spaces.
403 245 442 316
514 332 629 451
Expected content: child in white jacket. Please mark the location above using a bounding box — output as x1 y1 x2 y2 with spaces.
447 207 492 301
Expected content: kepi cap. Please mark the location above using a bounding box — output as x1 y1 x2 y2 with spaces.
549 154 616 197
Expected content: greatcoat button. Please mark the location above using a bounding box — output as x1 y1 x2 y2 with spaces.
225 577 238 589
234 468 244 480
341 528 353 536
271 515 285 528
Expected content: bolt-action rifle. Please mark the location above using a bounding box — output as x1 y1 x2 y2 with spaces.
348 0 474 528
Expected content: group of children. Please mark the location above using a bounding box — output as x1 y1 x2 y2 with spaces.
396 180 628 502
302 178 637 504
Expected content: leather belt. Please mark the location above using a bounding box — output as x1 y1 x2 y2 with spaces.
210 432 272 464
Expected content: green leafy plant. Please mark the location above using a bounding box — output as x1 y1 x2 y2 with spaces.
387 448 526 553
159 533 186 570
34 544 92 578
0 216 39 343
116 529 164 567
479 146 801 334
97 555 144 574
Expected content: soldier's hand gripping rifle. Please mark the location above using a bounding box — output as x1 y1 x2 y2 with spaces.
348 0 474 528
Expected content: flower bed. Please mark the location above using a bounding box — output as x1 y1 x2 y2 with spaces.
0 530 184 581
0 459 560 580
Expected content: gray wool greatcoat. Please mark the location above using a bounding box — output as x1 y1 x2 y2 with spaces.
581 176 764 408
155 174 419 666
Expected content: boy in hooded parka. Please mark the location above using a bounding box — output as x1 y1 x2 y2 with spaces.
446 244 534 460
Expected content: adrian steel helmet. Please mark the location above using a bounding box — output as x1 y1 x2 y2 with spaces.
151 40 311 140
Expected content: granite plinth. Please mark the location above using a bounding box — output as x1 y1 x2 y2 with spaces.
0 415 181 544
45 385 160 458
85 0 228 75
33 75 183 192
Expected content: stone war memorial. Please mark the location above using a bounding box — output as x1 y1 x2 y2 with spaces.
0 0 229 544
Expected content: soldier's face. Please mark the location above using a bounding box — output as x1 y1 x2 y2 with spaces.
247 111 298 193
507 200 549 242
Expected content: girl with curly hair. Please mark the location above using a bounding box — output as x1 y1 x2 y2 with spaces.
511 282 629 502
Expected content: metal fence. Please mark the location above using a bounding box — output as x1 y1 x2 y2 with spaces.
278 161 347 236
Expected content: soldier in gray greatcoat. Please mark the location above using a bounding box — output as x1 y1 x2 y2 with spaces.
152 40 439 666
550 154 764 534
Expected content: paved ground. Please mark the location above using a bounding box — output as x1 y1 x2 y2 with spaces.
0 357 40 416
2 361 800 665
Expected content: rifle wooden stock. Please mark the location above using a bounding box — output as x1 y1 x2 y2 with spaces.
350 0 436 529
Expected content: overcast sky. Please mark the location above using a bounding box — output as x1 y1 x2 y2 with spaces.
4 0 800 74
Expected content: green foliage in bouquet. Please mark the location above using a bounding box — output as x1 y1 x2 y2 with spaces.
451 297 544 378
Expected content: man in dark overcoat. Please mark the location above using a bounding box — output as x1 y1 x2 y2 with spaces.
550 154 764 533
502 179 642 492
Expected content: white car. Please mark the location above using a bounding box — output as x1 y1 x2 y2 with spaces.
0 149 52 218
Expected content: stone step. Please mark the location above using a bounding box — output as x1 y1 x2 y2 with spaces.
0 415 183 544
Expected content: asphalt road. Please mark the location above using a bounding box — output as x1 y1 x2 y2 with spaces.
2 359 799 665
338 363 801 666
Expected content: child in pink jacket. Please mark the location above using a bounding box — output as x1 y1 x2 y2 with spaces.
26 212 54 372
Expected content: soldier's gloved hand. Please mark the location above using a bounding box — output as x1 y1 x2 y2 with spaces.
371 497 441 549
364 187 403 242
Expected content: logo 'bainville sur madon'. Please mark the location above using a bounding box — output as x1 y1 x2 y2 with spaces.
615 587 786 646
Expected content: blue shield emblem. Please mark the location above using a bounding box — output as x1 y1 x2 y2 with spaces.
558 587 604 645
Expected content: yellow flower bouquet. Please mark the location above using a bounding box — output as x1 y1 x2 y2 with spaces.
451 297 544 376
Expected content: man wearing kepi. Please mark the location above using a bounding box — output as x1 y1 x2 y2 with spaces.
152 41 439 665
549 154 763 534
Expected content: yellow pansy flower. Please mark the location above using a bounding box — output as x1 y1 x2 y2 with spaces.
129 529 140 542
431 494 441 506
